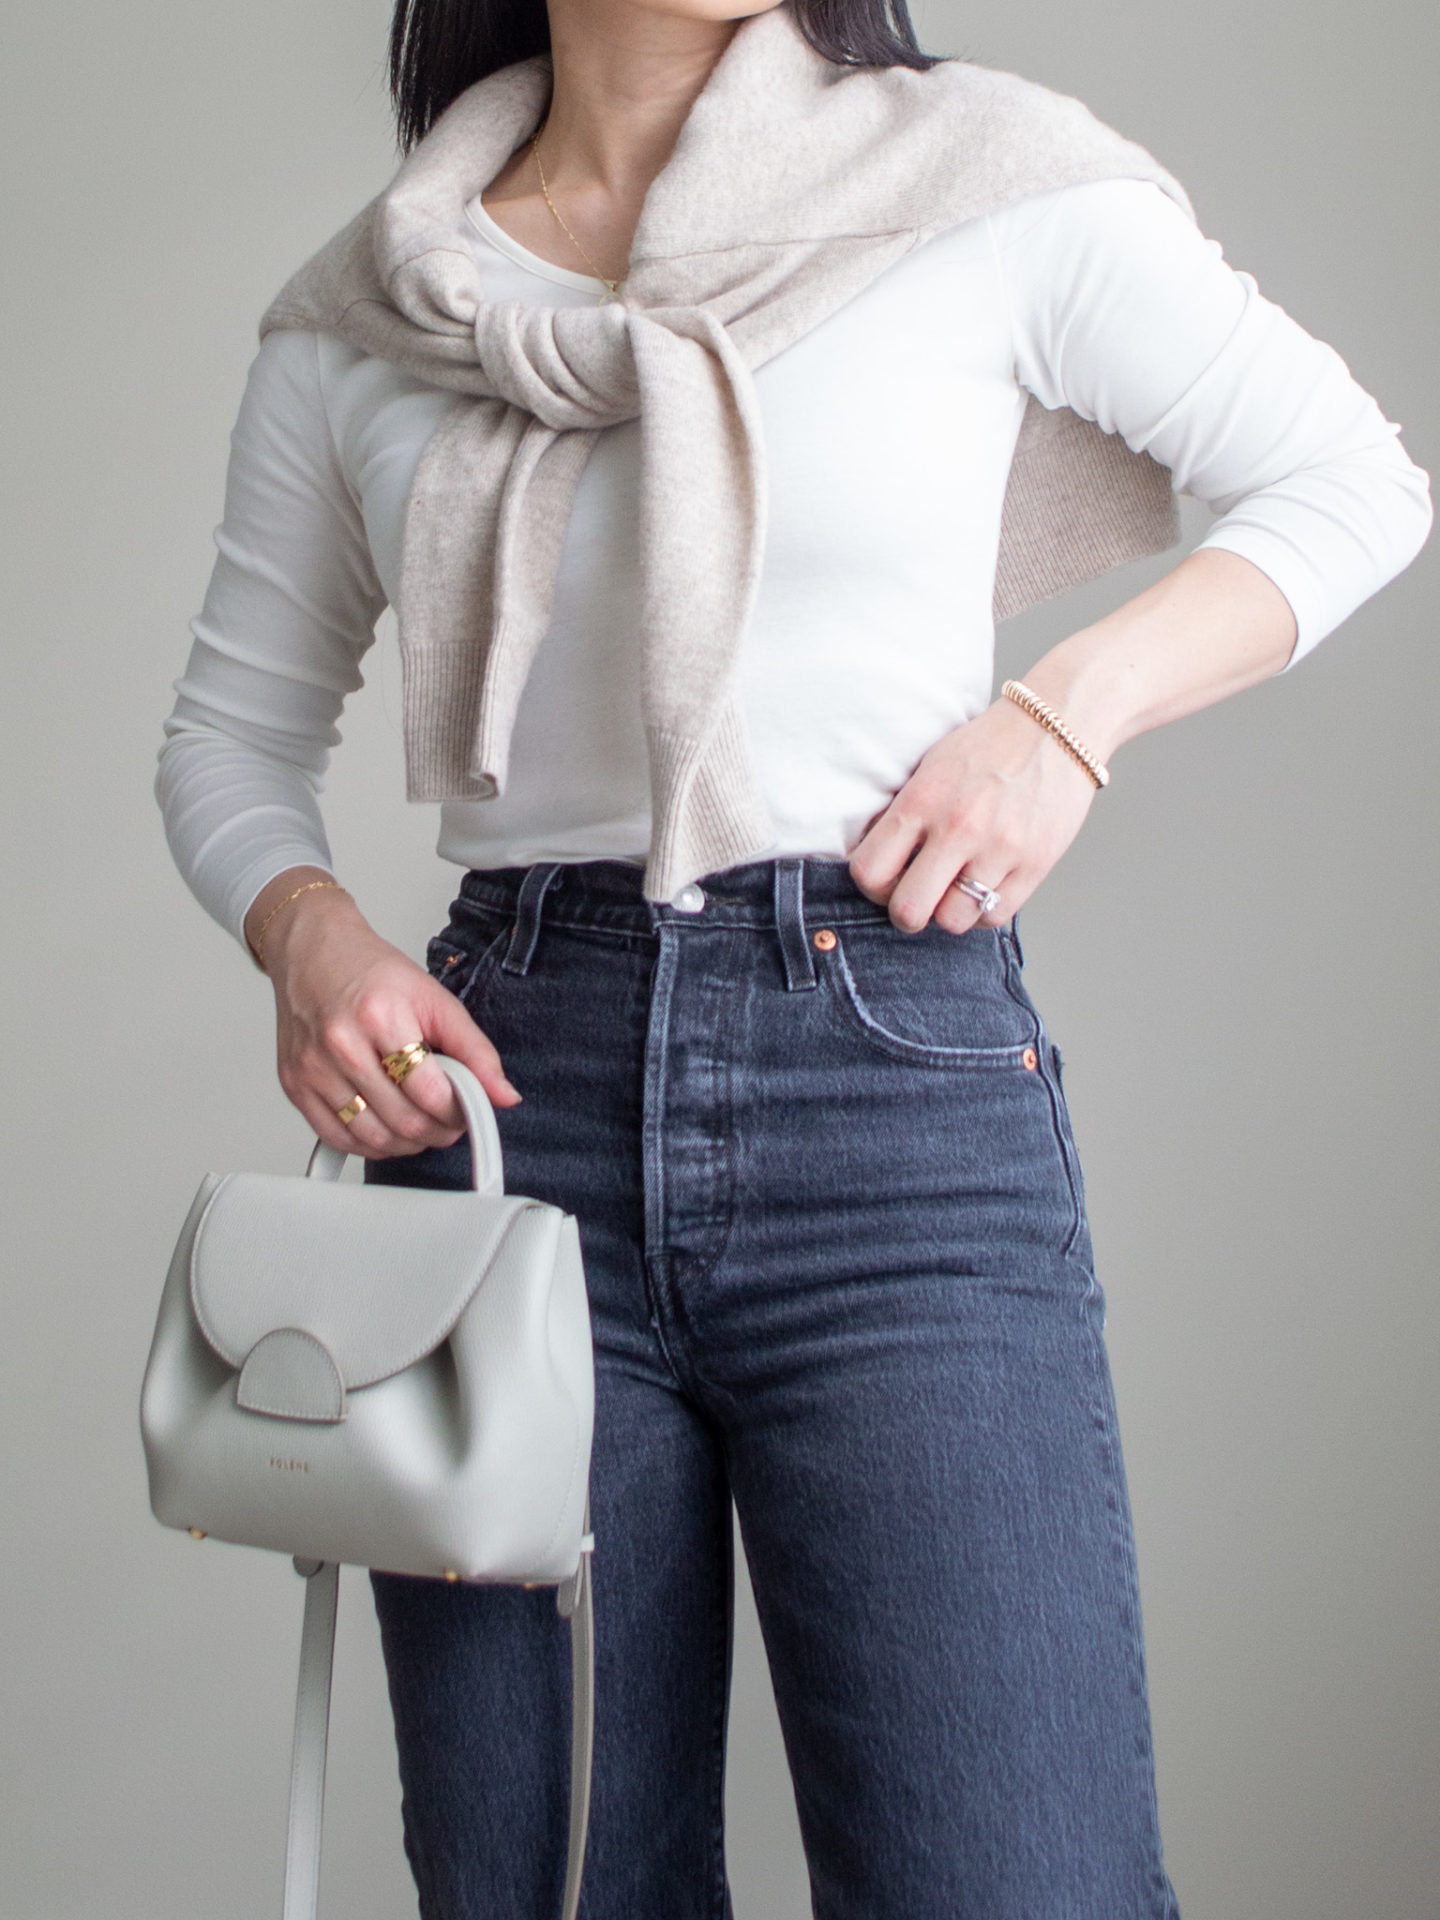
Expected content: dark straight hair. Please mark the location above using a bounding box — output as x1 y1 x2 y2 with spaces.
389 0 940 152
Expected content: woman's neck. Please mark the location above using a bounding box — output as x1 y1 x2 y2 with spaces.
543 3 742 196
480 2 762 286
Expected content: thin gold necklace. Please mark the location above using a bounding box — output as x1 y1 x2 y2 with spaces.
530 123 624 299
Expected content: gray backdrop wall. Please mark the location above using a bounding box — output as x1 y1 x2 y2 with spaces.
2 1 1434 1915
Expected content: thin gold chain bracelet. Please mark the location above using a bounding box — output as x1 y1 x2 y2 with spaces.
1001 679 1110 790
251 879 347 974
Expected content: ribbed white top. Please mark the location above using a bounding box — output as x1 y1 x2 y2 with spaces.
158 179 1431 942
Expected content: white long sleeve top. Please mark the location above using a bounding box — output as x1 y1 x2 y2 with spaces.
157 178 1432 943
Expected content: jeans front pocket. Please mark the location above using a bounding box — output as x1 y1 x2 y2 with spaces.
425 919 510 1007
823 921 1036 1069
818 918 1091 1263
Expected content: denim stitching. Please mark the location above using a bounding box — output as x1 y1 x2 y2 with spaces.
642 932 745 1419
705 1481 736 1920
999 936 1087 1262
429 924 510 1006
1031 1036 1085 1260
774 859 818 992
1083 1321 1179 1916
823 935 1034 1070
502 862 563 976
640 931 693 1397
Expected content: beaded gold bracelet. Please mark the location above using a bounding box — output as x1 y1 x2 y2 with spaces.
250 879 347 974
1001 680 1110 790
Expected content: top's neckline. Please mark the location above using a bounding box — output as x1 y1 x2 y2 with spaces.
464 196 611 297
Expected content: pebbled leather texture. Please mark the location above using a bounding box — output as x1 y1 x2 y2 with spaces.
141 1057 594 1584
188 1177 538 1387
140 1056 596 1920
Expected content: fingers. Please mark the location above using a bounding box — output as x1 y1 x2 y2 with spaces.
277 980 521 1164
848 694 1100 937
883 830 979 934
423 986 522 1109
931 864 1021 938
289 1077 391 1161
849 795 1009 934
327 1030 463 1151
387 1052 460 1130
848 805 922 911
852 809 1026 939
281 1040 445 1161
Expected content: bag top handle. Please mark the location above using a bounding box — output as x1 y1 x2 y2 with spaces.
304 1056 504 1195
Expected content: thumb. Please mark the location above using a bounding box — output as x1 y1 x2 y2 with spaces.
420 979 523 1110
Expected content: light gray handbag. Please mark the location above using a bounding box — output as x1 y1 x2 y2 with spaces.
140 1055 596 1920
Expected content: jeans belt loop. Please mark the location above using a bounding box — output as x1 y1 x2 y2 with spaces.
503 863 564 977
774 860 817 993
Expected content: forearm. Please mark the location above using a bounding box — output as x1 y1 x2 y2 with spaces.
1016 548 1298 768
156 704 341 945
998 179 1429 759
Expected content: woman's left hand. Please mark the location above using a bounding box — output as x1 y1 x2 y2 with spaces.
848 696 1100 935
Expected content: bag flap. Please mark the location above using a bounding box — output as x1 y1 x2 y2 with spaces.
189 1174 539 1389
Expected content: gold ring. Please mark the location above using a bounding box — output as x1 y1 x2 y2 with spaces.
382 1042 430 1086
336 1094 367 1125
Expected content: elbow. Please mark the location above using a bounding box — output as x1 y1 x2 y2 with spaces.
1402 462 1434 571
1370 426 1433 575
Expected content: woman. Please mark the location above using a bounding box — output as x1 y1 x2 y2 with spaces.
157 0 1431 1912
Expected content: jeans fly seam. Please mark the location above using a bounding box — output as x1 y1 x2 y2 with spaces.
642 931 676 1274
703 939 743 1287
638 932 696 1394
643 950 744 1418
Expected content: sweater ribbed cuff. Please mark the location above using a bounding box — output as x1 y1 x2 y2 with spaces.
401 644 495 802
643 702 776 902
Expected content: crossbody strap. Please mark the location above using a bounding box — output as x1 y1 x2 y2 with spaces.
284 1552 594 1920
555 1540 595 1920
284 1560 339 1920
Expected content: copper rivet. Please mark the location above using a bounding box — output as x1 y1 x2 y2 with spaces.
444 954 459 967
1023 1048 1038 1071
444 1569 460 1583
813 928 838 952
188 1528 207 1540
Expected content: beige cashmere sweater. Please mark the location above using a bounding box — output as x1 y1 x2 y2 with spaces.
261 3 1192 902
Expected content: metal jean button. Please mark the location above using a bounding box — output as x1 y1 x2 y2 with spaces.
672 884 706 913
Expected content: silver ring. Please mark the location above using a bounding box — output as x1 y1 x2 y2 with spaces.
951 875 1002 915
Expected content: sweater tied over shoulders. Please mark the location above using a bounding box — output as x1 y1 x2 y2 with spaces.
260 0 1193 903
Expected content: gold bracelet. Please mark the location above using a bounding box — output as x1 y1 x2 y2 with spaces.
251 879 347 973
1000 680 1110 790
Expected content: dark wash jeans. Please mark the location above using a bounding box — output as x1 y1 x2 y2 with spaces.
368 857 1179 1920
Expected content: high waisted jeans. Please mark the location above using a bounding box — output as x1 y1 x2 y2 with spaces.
368 857 1179 1920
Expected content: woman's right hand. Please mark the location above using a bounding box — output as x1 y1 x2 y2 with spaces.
246 871 521 1161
